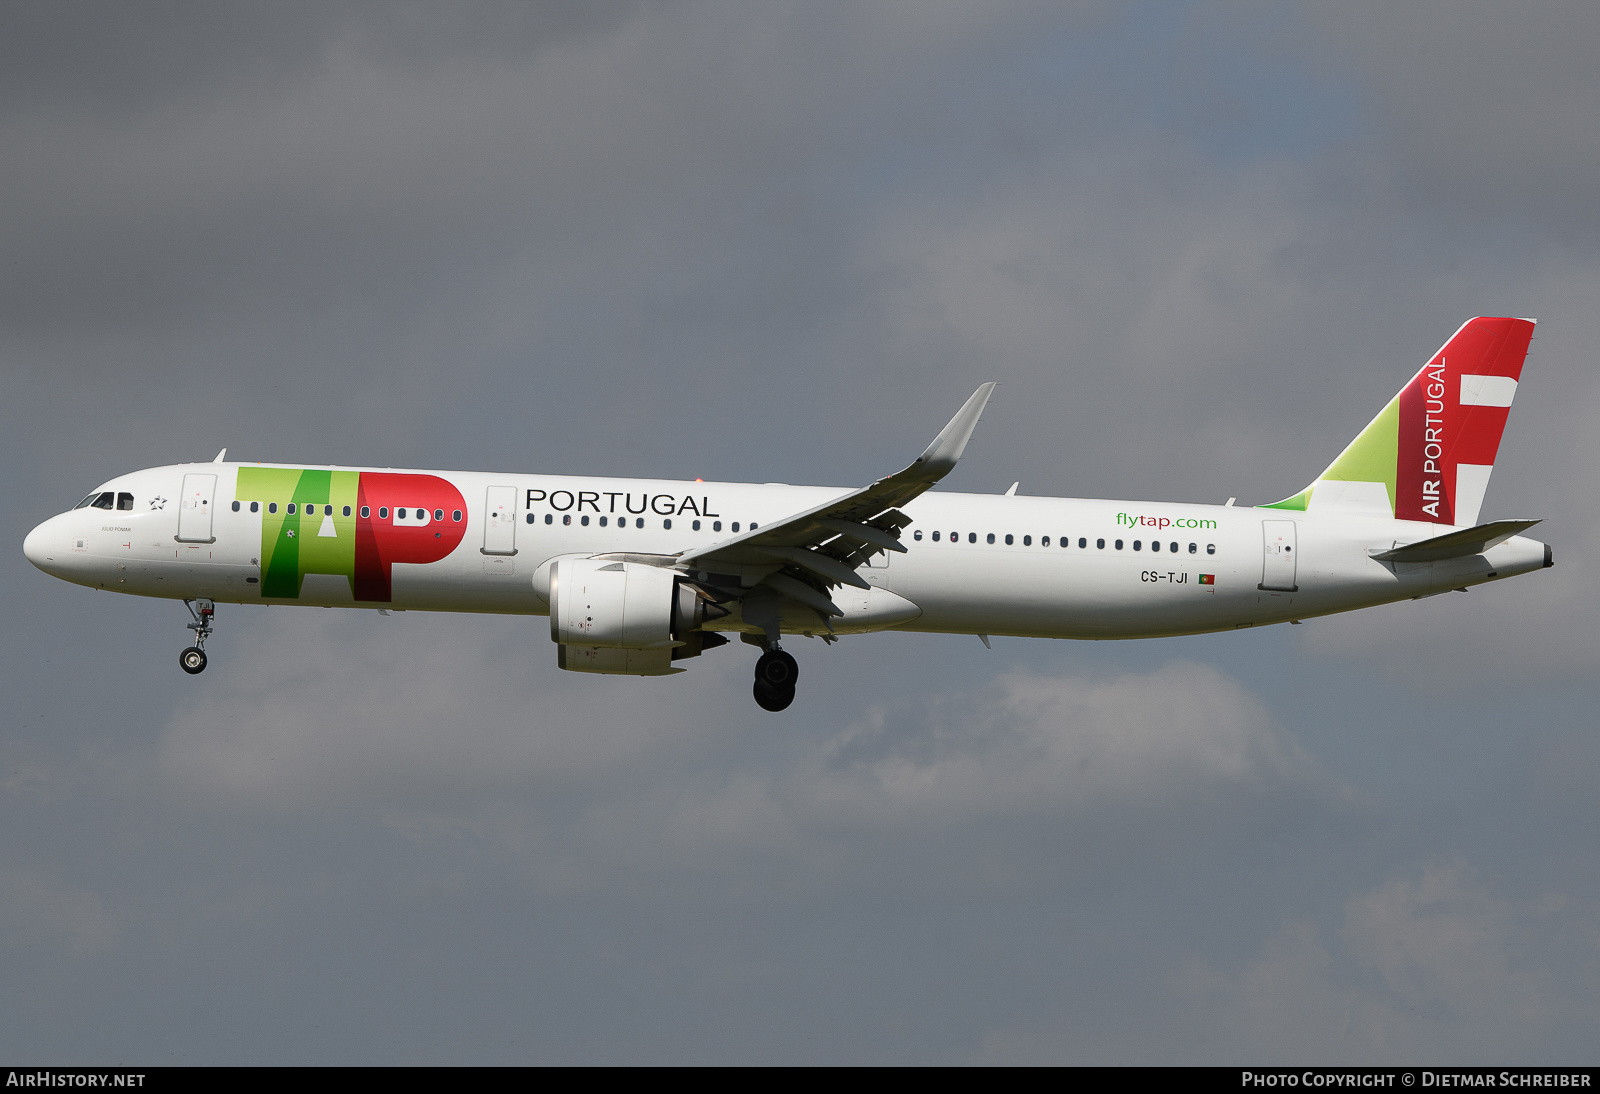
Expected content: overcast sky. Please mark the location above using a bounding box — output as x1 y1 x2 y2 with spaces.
4 0 1599 1063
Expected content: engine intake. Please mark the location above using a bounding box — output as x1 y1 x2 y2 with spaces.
549 558 720 650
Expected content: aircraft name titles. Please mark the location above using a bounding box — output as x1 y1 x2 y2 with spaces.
524 488 721 518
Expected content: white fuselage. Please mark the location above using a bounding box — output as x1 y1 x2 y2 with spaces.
24 462 1550 640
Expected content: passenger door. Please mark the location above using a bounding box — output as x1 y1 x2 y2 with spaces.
1259 519 1298 591
482 485 518 556
176 473 217 543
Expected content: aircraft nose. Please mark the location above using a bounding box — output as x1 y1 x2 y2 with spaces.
23 519 56 571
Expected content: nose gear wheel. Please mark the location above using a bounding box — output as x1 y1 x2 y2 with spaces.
179 599 215 675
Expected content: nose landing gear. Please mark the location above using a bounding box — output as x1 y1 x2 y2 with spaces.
179 598 215 675
752 647 798 712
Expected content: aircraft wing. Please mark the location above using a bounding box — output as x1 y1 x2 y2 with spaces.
675 383 995 618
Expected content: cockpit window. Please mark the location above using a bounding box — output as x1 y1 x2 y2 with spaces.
87 492 114 510
75 493 99 509
117 492 134 511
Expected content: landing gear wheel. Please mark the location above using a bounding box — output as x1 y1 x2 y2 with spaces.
752 648 798 712
755 649 799 690
179 646 208 675
753 680 795 712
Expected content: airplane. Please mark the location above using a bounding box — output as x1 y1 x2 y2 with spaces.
23 316 1551 711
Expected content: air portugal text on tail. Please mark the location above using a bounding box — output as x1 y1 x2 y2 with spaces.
22 317 1553 712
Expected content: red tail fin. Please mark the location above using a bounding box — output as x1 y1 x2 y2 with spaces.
1265 317 1534 525
1396 317 1533 525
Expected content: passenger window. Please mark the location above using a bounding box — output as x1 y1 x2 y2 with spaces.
1024 535 1032 546
434 509 443 521
269 502 278 514
360 506 370 518
342 506 351 517
91 492 114 510
1096 538 1104 549
664 519 672 530
525 513 534 524
251 502 259 513
117 492 134 511
1042 536 1049 546
545 513 553 525
1188 542 1196 553
379 507 388 519
231 501 240 512
1207 544 1215 554
732 522 740 533
1079 538 1087 548
1133 540 1142 551
914 530 923 541
749 523 757 530
968 533 976 544
1005 534 1013 545
932 531 941 541
1150 540 1159 552
987 533 996 544
1116 540 1124 550
599 516 608 527
453 510 462 521
636 518 644 528
693 520 701 530
581 515 590 526
1170 542 1178 553
949 531 956 542
563 514 571 525
290 503 299 515
713 521 722 532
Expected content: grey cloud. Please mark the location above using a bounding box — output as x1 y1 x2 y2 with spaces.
155 608 746 809
982 861 1594 1063
0 866 118 958
1307 1 1600 245
0 1 639 120
820 662 1312 817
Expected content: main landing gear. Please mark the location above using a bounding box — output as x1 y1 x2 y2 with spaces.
753 647 798 712
179 598 215 675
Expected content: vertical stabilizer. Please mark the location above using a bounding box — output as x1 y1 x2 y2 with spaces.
1264 317 1534 525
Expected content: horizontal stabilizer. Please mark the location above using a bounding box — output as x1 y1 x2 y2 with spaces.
1370 519 1541 563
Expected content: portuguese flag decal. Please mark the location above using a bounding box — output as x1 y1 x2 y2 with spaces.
1199 574 1215 585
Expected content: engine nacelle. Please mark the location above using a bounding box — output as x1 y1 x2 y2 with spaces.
549 558 711 650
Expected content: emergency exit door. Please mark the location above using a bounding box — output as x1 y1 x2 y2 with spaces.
1260 520 1298 591
482 486 518 555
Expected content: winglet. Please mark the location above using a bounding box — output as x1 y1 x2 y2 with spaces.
213 448 227 463
910 383 995 481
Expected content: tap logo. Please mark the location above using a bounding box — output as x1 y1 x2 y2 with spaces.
237 468 467 602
